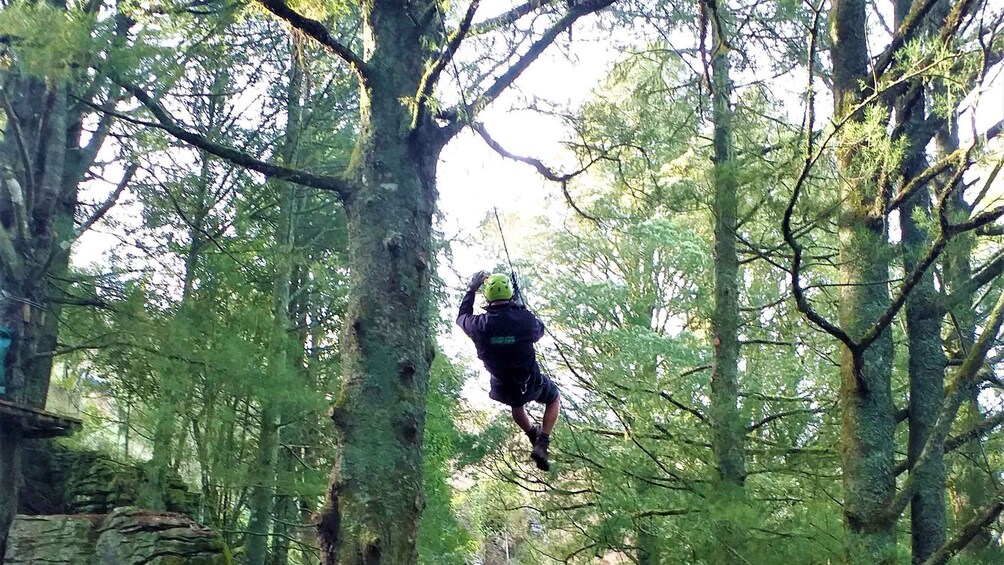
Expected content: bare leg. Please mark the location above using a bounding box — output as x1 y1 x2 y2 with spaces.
541 395 560 435
511 405 534 434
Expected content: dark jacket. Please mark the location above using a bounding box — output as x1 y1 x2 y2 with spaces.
457 288 545 383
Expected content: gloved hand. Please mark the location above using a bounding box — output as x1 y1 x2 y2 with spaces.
510 272 525 306
467 271 489 292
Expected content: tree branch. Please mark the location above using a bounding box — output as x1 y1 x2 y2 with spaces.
121 85 354 199
919 488 1004 565
471 0 562 34
659 391 708 423
893 410 1004 476
881 287 1004 523
947 251 1004 307
888 148 966 210
747 407 828 433
74 163 136 239
441 0 618 136
871 0 950 79
0 90 35 194
257 0 368 81
782 1 856 350
472 122 601 223
414 0 481 129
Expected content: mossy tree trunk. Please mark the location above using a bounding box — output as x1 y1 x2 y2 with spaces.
127 1 620 562
706 1 747 559
831 0 897 560
0 63 110 557
893 0 947 556
892 2 962 559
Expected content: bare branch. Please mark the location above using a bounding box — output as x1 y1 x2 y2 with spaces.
258 0 368 82
74 163 137 239
783 1 856 349
442 0 618 135
472 122 601 223
120 85 354 199
471 0 562 34
415 0 481 128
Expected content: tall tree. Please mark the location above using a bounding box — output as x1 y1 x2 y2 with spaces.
786 0 1004 561
112 1 623 562
246 34 308 565
0 0 131 553
704 0 748 560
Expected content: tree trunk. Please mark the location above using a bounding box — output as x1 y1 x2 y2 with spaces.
707 4 747 560
708 0 745 493
891 2 948 559
314 10 439 554
895 36 947 565
940 123 1001 563
247 40 307 565
832 0 897 560
316 143 437 564
0 72 73 559
901 178 947 565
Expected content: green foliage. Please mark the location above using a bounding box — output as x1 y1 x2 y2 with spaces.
417 353 476 564
0 1 97 79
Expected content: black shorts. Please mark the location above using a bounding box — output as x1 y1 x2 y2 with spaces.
488 369 560 408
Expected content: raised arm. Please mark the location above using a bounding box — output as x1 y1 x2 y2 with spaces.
456 271 488 337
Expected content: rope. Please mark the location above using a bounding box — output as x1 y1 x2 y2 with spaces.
493 206 516 276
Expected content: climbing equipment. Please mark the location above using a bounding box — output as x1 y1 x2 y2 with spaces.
483 274 513 301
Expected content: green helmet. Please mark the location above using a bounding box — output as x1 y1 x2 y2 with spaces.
483 273 513 302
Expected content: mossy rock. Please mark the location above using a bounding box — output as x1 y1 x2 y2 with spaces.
3 510 233 565
3 514 103 564
95 507 232 565
20 441 197 516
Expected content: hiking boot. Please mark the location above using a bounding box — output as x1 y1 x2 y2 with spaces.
531 433 550 471
525 424 540 447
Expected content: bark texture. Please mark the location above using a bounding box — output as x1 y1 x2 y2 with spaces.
894 22 947 562
708 0 745 492
831 0 897 560
707 5 747 560
314 4 439 563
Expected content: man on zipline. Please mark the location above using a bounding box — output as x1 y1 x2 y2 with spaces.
457 272 560 471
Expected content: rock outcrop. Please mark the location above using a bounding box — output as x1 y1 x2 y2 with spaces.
4 507 232 564
21 442 196 516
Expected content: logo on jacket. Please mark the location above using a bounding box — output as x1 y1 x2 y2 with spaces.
489 336 516 345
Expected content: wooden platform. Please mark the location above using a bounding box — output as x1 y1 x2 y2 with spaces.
0 399 82 438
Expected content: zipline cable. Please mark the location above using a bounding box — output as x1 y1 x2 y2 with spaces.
492 206 591 468
493 206 516 277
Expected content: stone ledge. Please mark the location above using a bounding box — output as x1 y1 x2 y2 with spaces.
3 507 232 565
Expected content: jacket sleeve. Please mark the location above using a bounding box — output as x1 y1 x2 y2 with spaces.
456 288 480 337
531 312 545 342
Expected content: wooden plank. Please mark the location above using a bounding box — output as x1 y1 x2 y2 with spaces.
0 399 83 437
